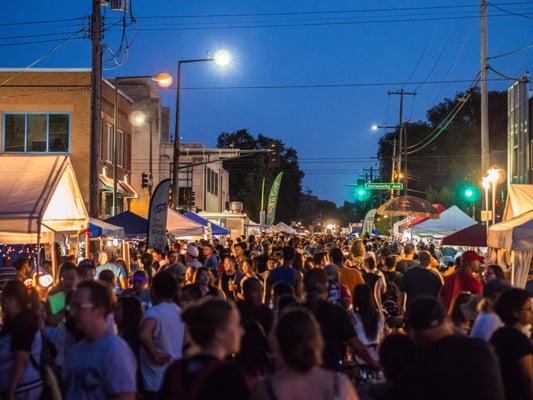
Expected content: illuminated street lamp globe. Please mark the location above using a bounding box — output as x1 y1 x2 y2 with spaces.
213 49 232 66
130 111 147 127
151 72 173 88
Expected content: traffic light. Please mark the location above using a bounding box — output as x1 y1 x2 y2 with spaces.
461 184 480 202
268 141 281 168
355 185 371 202
141 172 152 189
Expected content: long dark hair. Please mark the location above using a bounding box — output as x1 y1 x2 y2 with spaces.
353 284 379 341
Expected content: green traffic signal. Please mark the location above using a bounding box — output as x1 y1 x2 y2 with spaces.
461 185 479 202
355 186 370 202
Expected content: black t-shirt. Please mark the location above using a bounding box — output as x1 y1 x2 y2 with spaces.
396 259 419 275
490 326 533 400
220 271 244 300
2 309 38 352
389 335 505 400
160 354 249 400
236 300 275 335
255 254 268 274
383 270 403 302
304 299 356 371
363 272 380 292
400 267 442 305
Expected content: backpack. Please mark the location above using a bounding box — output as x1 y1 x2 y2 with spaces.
161 357 224 400
30 333 62 400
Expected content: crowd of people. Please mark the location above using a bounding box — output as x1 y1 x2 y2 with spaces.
0 232 532 400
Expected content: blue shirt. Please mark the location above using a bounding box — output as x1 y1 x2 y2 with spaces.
96 263 126 293
204 255 219 269
65 333 136 400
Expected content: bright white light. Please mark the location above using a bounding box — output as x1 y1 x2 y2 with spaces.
487 167 501 183
371 125 379 131
130 111 147 127
152 72 173 88
213 49 231 66
38 273 54 288
482 177 490 189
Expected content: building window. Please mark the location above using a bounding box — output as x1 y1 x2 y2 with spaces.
117 129 124 167
207 168 218 196
105 123 113 162
3 113 70 153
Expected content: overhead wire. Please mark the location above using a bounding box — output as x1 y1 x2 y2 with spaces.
489 42 533 59
488 1 533 18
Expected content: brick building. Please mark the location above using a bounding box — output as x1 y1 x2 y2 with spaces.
0 68 136 218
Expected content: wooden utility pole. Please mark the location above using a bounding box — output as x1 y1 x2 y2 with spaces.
388 89 416 196
89 0 102 217
480 0 490 174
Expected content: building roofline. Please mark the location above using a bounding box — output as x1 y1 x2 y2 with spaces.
0 68 91 72
102 79 134 103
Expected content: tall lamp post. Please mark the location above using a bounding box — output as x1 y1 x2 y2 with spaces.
372 124 399 198
172 49 231 210
111 73 172 216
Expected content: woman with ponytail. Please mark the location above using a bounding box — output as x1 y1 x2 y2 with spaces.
0 280 43 399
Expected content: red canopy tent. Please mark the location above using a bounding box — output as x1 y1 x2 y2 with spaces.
396 203 446 229
441 224 487 247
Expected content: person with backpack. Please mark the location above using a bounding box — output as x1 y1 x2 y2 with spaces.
159 298 249 400
0 280 43 400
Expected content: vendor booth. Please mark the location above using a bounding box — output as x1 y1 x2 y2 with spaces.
273 222 297 234
0 155 88 275
183 211 230 236
105 211 148 239
411 205 477 238
441 224 487 247
167 209 206 238
488 209 533 287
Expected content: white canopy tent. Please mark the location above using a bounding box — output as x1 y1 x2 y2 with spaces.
503 184 533 222
0 155 88 243
488 210 533 287
273 222 297 234
411 205 477 238
166 209 205 237
88 218 125 239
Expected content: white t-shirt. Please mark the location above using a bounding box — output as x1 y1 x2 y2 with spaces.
470 312 504 342
139 301 185 391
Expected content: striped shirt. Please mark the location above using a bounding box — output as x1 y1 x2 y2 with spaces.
0 265 17 292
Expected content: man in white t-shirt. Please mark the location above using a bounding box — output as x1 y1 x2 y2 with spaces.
139 271 184 399
185 244 202 269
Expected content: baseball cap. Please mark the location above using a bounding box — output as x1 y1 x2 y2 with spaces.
405 296 445 330
461 250 484 264
187 244 199 258
325 264 339 281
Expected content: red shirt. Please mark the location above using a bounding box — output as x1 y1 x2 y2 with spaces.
440 269 482 312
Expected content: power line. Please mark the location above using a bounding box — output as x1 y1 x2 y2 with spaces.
107 12 533 31
127 2 533 19
0 36 86 47
488 1 533 18
489 42 533 59
152 77 508 91
0 16 86 27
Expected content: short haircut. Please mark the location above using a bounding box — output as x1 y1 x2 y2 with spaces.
403 243 415 255
384 255 396 269
405 296 445 330
242 277 262 296
418 251 432 267
303 268 327 294
364 256 376 270
77 280 112 315
152 271 178 299
282 246 295 261
140 253 153 267
329 247 343 266
182 298 234 346
272 281 295 297
494 288 529 325
13 257 28 272
59 262 77 276
98 269 115 284
379 334 416 380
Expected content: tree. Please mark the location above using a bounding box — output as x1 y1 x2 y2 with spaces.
217 129 304 223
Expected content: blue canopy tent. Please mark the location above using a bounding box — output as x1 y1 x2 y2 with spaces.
183 211 230 236
88 218 124 238
105 211 148 239
349 228 382 236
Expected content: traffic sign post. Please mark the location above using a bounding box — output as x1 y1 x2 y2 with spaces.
365 182 404 190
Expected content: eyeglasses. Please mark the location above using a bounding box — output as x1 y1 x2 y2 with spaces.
66 303 94 311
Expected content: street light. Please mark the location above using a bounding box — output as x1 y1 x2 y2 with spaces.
111 73 171 216
372 124 399 197
172 50 232 209
486 167 501 225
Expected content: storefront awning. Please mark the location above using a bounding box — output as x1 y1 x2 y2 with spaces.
119 180 139 199
0 155 88 242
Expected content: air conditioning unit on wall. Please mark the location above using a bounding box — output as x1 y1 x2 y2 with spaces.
101 0 130 11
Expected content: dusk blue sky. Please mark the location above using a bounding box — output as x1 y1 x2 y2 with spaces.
2 1 531 204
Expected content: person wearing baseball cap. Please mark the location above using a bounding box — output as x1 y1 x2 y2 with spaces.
185 244 202 269
440 250 484 313
391 296 505 400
